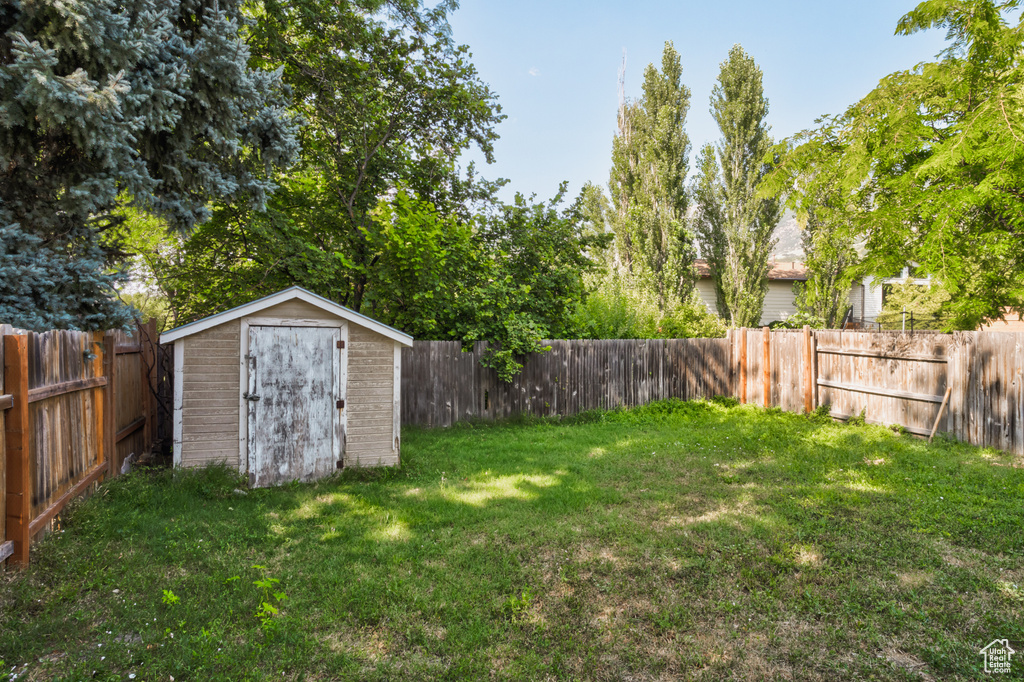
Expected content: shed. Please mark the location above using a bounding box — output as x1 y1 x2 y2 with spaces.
160 287 413 487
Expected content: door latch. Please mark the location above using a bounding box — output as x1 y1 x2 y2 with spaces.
243 392 261 402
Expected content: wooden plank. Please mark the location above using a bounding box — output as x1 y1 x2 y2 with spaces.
804 326 814 414
115 417 146 444
27 376 107 403
28 461 106 536
115 344 143 355
0 326 7 559
739 329 748 404
0 395 12 411
4 335 31 566
763 326 771 408
929 387 953 443
817 378 945 404
812 331 819 410
103 333 116 478
816 347 947 363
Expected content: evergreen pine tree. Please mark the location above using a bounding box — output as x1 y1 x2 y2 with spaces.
609 42 696 308
693 44 782 327
0 0 299 330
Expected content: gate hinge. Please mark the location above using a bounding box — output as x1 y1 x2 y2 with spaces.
337 340 345 349
336 399 345 409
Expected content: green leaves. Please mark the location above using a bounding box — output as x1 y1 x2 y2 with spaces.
778 0 1024 329
609 41 697 311
0 0 299 329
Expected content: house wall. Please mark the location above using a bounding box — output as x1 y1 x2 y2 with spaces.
695 280 718 316
695 279 801 326
257 299 340 321
179 320 241 468
850 277 889 323
347 327 399 467
982 311 1024 332
760 280 800 325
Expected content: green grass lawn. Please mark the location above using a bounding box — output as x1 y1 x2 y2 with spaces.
3 399 1024 681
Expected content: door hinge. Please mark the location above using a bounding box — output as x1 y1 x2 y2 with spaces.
337 460 344 470
337 340 345 349
336 399 345 409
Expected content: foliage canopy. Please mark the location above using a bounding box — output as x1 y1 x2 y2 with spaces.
0 0 299 329
774 0 1024 328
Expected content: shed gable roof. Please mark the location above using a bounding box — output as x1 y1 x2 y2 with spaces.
160 287 414 346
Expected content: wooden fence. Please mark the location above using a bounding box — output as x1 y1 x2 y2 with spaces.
816 330 950 437
1 321 160 567
402 337 734 427
401 329 1024 459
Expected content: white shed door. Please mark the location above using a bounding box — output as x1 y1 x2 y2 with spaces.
247 326 342 487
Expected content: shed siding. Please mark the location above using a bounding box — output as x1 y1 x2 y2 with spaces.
181 321 240 468
257 299 341 321
347 326 398 467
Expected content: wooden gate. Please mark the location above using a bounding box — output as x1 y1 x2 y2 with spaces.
246 326 344 487
815 331 950 437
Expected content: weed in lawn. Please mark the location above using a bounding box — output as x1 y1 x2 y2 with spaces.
252 565 287 632
499 588 534 622
161 589 180 607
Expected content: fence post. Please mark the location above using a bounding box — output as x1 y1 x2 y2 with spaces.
4 335 31 566
763 326 771 408
803 325 814 414
739 329 748 404
101 332 115 478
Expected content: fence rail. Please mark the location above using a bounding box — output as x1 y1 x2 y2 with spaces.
401 329 1024 459
1 321 161 567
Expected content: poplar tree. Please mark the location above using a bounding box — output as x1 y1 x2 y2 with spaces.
609 42 696 308
0 0 299 330
693 44 782 327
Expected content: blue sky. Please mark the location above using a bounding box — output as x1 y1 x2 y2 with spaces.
449 0 950 202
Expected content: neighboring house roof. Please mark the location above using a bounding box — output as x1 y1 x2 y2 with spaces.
160 286 414 346
694 260 808 281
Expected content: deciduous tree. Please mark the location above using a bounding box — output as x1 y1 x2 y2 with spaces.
244 0 503 312
609 42 696 308
766 140 860 328
692 44 782 328
776 0 1024 328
